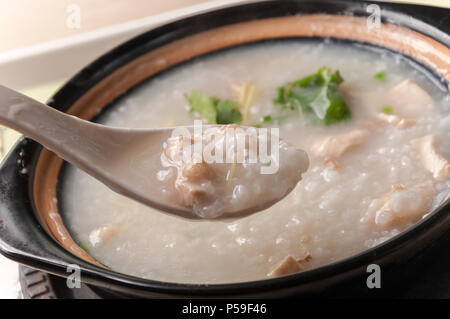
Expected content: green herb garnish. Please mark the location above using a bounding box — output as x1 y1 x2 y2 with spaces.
262 115 272 122
381 106 393 114
186 90 242 124
374 71 387 82
216 100 242 124
79 242 89 252
273 66 351 125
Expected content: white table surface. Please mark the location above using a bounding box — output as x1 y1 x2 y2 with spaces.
0 256 21 299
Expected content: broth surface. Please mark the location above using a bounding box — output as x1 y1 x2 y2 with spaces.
61 41 450 283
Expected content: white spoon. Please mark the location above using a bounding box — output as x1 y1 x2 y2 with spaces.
0 85 307 220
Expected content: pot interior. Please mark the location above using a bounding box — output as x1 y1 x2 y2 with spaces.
32 14 450 276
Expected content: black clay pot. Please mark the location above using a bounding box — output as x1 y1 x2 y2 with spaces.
0 0 449 298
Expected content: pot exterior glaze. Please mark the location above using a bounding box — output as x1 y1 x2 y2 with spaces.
0 0 449 298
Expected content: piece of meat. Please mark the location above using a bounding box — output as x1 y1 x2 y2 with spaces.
410 135 450 181
323 158 340 170
386 80 433 118
182 162 214 180
89 225 119 247
312 129 368 158
176 181 211 207
163 135 216 209
364 182 434 227
163 135 194 166
161 124 309 218
389 80 433 105
267 254 311 278
376 113 415 129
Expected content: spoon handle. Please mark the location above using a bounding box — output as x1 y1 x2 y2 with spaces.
0 85 111 167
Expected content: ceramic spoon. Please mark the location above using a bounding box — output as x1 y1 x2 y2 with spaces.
0 85 307 220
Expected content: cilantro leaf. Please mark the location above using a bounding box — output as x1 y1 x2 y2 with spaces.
186 90 217 124
381 106 393 114
216 100 242 124
273 66 351 125
262 115 272 122
374 71 387 82
79 242 89 252
186 90 242 124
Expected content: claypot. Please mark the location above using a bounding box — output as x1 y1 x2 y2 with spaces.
0 0 449 298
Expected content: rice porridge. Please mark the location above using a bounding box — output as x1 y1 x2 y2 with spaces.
61 41 450 284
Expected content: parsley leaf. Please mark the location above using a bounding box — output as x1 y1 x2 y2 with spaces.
216 100 242 124
273 66 351 125
186 90 218 124
186 90 242 124
381 106 393 114
374 71 387 82
262 115 272 122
